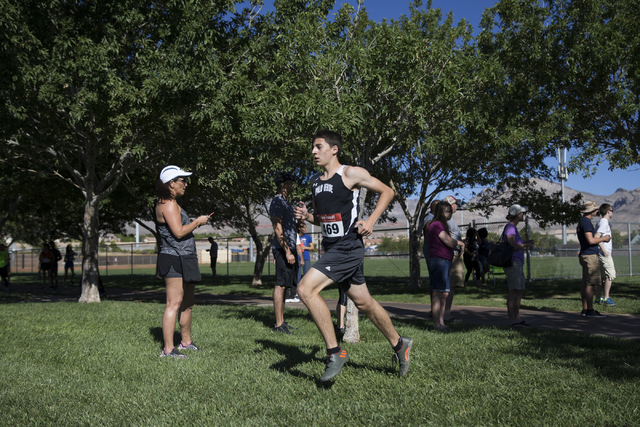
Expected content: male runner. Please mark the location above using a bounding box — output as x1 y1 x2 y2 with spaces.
294 129 412 382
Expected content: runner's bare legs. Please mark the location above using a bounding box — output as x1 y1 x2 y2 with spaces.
298 269 400 348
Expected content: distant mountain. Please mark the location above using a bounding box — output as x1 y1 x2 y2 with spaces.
389 179 640 228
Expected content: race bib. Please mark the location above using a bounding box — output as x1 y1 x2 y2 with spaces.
318 213 345 238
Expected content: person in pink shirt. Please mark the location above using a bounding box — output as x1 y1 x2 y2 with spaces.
426 201 465 332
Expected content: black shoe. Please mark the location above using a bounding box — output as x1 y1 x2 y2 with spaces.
272 324 292 335
282 321 298 330
581 309 587 316
584 309 606 318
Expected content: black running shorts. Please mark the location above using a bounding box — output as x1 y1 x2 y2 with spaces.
273 248 299 288
313 236 365 292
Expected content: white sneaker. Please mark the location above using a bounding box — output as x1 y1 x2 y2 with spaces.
284 298 295 303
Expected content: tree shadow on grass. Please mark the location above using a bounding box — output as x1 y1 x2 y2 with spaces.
255 339 323 384
511 329 640 383
254 339 393 388
149 326 182 350
458 323 640 383
216 305 311 328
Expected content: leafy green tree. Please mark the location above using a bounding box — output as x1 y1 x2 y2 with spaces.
1 0 252 301
479 0 640 172
377 236 410 253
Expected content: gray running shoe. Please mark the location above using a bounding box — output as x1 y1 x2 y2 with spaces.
393 337 413 377
161 348 187 358
320 348 349 382
272 324 292 335
178 341 200 351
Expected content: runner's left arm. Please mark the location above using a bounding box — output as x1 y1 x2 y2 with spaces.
343 166 394 237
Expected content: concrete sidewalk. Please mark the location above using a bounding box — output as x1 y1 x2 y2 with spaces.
3 284 639 340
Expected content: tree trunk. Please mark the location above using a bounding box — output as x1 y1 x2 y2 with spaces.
408 221 423 288
252 234 273 286
0 195 22 237
342 297 360 343
78 196 101 303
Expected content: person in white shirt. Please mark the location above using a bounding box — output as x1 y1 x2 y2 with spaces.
595 203 616 306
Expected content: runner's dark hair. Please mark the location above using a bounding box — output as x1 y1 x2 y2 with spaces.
313 129 342 157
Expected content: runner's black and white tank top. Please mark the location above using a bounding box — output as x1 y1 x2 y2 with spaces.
158 207 197 256
311 165 360 247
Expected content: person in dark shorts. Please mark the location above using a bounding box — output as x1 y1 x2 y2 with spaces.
269 172 300 334
49 241 62 289
206 237 218 280
155 165 211 358
39 243 54 289
63 244 76 285
477 228 491 286
294 129 412 382
0 244 10 289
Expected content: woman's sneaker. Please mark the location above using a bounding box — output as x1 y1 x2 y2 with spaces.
603 298 616 306
178 341 200 351
161 348 187 358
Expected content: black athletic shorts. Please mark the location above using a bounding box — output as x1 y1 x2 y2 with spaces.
273 248 299 288
157 253 183 279
313 236 365 293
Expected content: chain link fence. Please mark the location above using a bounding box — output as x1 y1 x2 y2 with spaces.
7 219 640 282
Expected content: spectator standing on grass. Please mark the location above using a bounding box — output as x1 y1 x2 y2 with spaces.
463 227 482 285
0 244 10 289
426 201 465 332
63 244 76 285
39 243 54 289
422 199 439 316
49 241 62 289
294 129 412 381
269 172 299 334
206 237 218 280
477 228 491 286
503 205 535 327
156 165 211 358
297 222 314 281
595 203 616 306
444 195 464 322
576 201 610 318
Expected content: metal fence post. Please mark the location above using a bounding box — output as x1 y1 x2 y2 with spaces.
226 237 229 277
629 222 633 276
130 243 134 275
525 216 531 283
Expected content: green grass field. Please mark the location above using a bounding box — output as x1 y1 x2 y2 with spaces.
86 254 640 280
0 301 638 426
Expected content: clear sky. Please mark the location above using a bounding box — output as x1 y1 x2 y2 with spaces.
254 0 640 198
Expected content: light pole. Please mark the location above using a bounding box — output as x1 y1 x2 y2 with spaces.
557 147 568 244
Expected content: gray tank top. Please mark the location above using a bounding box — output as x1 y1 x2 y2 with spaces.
158 207 196 256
